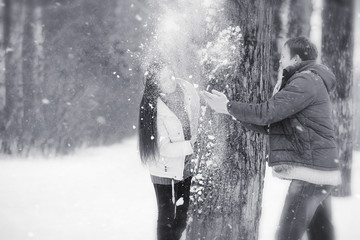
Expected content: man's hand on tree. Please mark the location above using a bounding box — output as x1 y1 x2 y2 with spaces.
200 90 230 115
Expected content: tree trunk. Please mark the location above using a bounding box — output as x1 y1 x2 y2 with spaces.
353 0 360 150
20 0 37 155
0 0 10 112
27 2 45 154
2 0 13 154
322 0 354 197
287 0 312 38
187 1 271 239
270 0 288 92
2 0 25 154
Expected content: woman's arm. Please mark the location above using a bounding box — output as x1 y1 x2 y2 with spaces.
157 118 193 158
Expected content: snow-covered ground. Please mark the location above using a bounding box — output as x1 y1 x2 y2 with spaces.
0 137 359 240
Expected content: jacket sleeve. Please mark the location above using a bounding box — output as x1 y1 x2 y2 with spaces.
157 118 193 158
227 75 315 126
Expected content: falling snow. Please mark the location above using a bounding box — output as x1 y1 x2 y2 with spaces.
42 98 50 104
135 14 142 21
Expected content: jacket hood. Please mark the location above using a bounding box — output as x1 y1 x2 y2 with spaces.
284 60 336 93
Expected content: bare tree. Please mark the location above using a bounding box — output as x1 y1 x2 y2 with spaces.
0 0 148 156
353 0 360 150
1 0 26 154
287 0 312 38
20 0 37 155
270 0 287 91
322 0 354 196
1 0 13 154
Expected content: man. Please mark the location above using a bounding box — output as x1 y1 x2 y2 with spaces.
201 36 341 240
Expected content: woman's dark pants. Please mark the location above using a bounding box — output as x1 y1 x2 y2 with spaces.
276 180 336 240
153 177 192 240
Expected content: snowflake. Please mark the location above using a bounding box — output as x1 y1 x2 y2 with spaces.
42 99 50 105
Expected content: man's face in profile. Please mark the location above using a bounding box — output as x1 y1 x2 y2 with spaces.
280 44 298 69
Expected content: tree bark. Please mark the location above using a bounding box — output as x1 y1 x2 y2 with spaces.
322 0 354 197
187 1 271 239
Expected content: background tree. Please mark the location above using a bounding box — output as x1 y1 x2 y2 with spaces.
1 0 26 154
0 0 150 156
354 0 360 150
270 0 287 90
20 0 37 155
287 0 312 38
322 0 354 196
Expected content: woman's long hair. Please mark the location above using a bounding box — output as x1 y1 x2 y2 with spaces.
138 62 162 165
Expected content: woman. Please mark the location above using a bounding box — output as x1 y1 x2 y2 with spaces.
138 62 200 240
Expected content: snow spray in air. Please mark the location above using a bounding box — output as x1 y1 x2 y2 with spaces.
138 0 245 211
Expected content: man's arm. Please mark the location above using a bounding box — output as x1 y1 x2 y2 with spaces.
202 74 315 126
226 75 315 125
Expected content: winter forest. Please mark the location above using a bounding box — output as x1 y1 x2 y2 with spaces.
0 0 360 240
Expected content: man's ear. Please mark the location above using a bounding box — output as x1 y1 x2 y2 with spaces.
294 54 302 63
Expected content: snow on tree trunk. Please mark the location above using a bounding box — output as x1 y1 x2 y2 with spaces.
322 0 354 197
186 1 271 239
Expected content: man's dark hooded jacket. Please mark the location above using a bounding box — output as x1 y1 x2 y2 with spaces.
227 60 339 170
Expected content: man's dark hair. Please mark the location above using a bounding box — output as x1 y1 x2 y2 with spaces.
285 36 318 61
